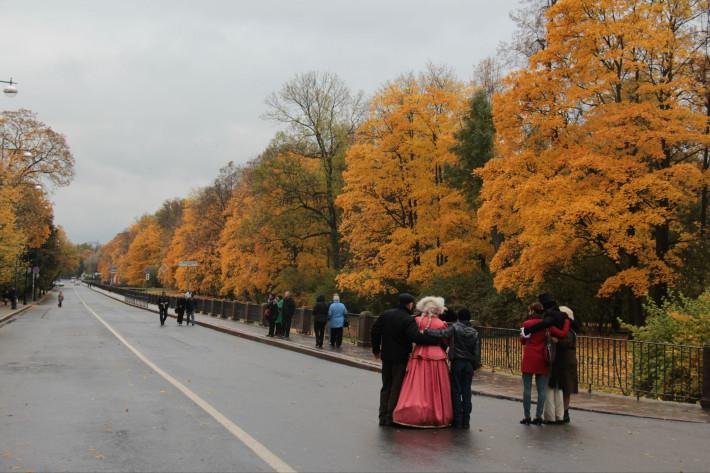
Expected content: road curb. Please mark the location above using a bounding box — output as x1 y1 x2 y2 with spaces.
0 304 32 324
88 286 708 424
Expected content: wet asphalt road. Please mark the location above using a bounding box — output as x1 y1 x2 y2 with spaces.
1 285 709 472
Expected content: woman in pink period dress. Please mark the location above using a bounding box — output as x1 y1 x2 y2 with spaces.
393 296 453 428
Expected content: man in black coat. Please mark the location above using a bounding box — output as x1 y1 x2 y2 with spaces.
281 291 296 340
157 291 170 326
371 293 439 427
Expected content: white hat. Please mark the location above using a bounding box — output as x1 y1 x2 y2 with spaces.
415 296 446 315
559 305 574 320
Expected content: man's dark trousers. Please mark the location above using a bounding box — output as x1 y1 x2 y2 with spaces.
159 306 168 326
379 361 407 425
268 319 277 337
451 359 474 427
282 314 293 338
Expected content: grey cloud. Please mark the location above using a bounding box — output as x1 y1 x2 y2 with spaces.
2 0 519 243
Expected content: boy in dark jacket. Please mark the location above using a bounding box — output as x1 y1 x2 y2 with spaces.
425 308 481 429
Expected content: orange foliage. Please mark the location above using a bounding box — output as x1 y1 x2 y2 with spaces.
337 70 483 296
478 0 709 298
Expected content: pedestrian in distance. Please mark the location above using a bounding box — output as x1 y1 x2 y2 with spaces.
185 292 195 326
425 307 481 429
281 291 295 340
274 294 284 337
370 293 440 427
327 293 348 349
57 290 64 308
312 294 329 348
9 286 17 310
158 291 169 326
265 293 277 337
176 297 186 326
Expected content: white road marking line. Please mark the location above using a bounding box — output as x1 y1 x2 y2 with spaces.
74 288 296 473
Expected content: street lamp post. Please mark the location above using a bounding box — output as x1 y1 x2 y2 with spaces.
1 78 18 97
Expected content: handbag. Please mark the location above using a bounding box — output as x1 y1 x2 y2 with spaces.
544 329 556 366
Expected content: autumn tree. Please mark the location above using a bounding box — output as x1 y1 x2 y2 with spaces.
162 163 239 294
0 109 74 188
478 0 709 324
220 141 332 299
265 72 365 270
337 67 483 296
122 216 162 286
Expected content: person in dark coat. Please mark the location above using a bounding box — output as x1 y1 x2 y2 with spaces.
264 293 277 337
556 306 578 423
157 291 169 326
312 295 329 348
371 293 440 427
281 291 296 340
8 287 17 310
185 292 195 326
425 308 481 429
176 297 186 325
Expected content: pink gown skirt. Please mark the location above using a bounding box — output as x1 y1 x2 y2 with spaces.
393 317 453 428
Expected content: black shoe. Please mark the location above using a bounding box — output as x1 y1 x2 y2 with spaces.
531 417 543 426
520 417 531 425
563 410 570 423
379 419 393 427
462 418 470 429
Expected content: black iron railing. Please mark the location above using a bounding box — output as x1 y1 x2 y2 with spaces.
90 283 706 404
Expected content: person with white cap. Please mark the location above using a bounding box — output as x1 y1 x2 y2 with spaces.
371 293 439 427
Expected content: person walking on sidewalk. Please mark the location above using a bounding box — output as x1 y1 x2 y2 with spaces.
327 294 347 349
425 308 481 429
158 291 169 326
57 290 64 308
176 296 185 325
371 293 439 427
312 294 329 348
281 291 295 339
185 292 195 326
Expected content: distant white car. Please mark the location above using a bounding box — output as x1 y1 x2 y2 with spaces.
54 281 64 287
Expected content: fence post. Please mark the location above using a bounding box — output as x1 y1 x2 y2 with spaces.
357 311 374 347
701 345 710 409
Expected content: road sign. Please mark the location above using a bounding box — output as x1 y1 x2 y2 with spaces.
145 273 150 281
178 261 199 267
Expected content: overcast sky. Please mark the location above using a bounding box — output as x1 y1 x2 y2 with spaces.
2 0 520 244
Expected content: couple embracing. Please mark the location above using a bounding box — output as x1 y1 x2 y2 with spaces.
371 293 480 429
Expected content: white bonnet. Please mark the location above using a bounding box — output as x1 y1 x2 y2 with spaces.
416 296 446 315
559 305 574 320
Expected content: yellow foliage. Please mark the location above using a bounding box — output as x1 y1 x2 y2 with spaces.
477 0 708 298
337 72 483 296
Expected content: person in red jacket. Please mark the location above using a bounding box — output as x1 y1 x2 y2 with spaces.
520 303 549 425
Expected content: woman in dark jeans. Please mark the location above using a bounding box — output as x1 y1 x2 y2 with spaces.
312 295 329 348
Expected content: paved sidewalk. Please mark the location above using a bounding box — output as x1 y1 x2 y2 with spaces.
90 285 710 424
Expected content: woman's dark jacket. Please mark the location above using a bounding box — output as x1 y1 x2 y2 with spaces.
312 300 329 323
549 329 579 394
